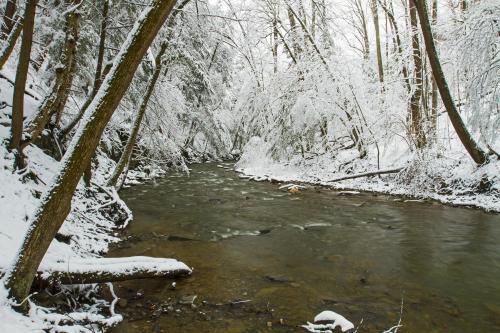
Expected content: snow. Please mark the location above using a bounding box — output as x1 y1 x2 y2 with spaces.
40 257 191 277
0 52 189 333
303 310 355 332
235 137 500 212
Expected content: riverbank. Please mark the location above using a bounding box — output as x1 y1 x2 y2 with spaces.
235 137 500 213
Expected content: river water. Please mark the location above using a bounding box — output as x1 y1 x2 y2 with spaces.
108 162 500 333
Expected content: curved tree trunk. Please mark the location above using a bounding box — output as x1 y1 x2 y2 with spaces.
413 0 487 164
8 0 38 169
4 0 178 306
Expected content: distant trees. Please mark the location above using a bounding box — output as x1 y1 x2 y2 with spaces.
227 0 495 170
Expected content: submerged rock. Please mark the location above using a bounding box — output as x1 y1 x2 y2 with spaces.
179 295 198 305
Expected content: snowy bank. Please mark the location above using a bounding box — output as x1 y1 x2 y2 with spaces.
236 137 500 212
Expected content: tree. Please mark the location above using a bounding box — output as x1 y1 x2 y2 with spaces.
408 0 426 148
8 0 38 169
370 0 384 83
23 0 83 148
0 14 22 69
413 0 487 164
1 0 17 39
4 0 178 305
107 0 192 187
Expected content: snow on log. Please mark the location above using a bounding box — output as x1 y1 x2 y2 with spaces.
326 167 405 183
31 256 192 287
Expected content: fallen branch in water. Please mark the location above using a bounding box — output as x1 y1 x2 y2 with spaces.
327 167 405 183
0 257 191 289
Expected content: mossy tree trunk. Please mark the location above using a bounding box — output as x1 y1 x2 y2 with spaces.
4 0 178 306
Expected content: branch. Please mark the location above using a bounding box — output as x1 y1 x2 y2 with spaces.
327 167 405 183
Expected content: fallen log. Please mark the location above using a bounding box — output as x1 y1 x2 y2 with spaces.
28 256 192 288
327 167 405 183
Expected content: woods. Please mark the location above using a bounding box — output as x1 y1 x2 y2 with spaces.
0 0 498 331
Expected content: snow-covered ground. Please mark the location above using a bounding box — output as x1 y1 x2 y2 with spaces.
236 137 500 212
0 69 187 331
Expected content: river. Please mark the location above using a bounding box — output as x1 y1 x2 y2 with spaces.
108 162 500 333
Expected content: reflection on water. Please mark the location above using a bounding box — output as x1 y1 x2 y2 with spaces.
108 163 500 333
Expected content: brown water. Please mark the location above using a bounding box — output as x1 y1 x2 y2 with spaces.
108 162 500 333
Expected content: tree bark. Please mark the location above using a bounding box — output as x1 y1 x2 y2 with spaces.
1 0 17 39
0 14 21 69
413 0 487 164
4 0 178 306
8 0 38 169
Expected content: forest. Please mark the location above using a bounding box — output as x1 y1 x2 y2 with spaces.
0 0 498 332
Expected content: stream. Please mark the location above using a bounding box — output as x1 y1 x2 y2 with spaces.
108 162 500 333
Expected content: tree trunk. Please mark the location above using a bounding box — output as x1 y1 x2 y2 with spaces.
24 0 82 147
4 0 178 306
93 0 109 92
1 0 17 39
0 14 21 69
59 0 110 139
408 0 426 148
430 0 438 134
107 42 168 187
8 0 38 169
370 0 384 83
413 0 487 164
107 0 190 187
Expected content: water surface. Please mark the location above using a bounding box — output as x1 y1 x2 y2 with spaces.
108 163 500 333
